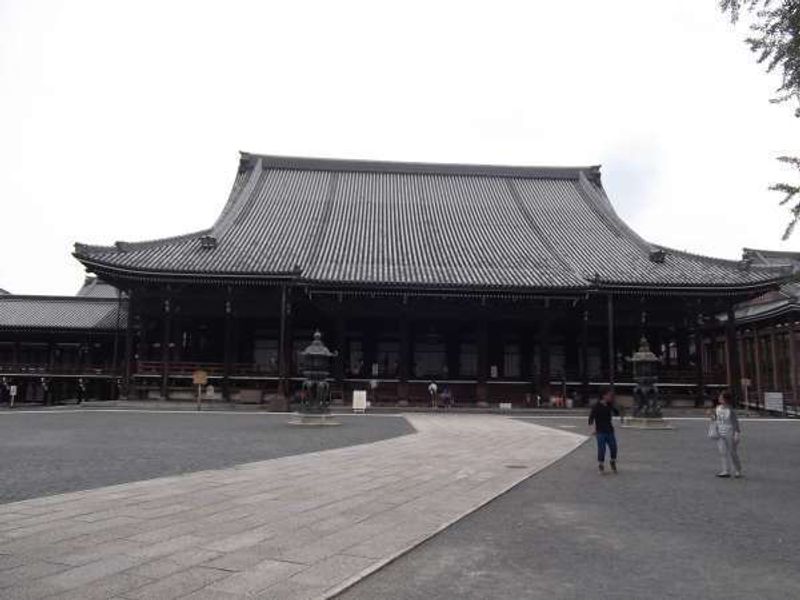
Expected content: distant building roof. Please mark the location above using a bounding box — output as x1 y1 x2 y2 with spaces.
0 288 9 295
0 296 125 331
732 249 800 323
76 276 120 298
74 153 789 294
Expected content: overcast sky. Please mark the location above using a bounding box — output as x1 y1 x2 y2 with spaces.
2 0 799 295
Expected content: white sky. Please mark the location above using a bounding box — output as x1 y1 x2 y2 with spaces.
1 0 799 295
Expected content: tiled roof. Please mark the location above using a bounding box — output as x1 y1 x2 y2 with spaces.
730 251 800 322
74 153 790 292
0 296 126 331
76 277 120 298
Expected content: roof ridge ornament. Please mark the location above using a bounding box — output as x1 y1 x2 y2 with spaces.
585 166 602 187
199 235 218 250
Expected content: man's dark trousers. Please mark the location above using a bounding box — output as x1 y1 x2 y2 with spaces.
596 432 618 463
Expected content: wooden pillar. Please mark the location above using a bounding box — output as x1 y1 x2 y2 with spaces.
122 295 134 398
364 322 378 379
521 323 534 383
539 311 551 400
769 329 779 391
726 306 742 407
738 335 746 393
445 325 459 381
398 314 410 402
278 284 289 396
753 327 763 406
160 296 172 400
112 289 122 374
222 287 233 402
334 316 346 383
579 305 589 402
278 284 292 397
477 318 489 402
789 325 798 405
607 294 615 395
676 321 689 369
694 316 705 407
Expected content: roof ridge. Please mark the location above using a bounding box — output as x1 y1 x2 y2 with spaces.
574 173 655 256
242 151 599 181
654 244 788 270
300 172 339 274
504 179 586 284
214 155 265 233
74 229 212 256
743 247 800 259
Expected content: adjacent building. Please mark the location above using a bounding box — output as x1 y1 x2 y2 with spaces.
0 278 126 403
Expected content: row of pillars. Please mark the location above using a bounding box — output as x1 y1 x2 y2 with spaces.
120 288 741 406
122 287 235 401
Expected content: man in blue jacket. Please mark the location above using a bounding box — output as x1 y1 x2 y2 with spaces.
589 389 620 474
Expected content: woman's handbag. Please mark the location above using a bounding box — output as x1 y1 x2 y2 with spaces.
707 420 720 440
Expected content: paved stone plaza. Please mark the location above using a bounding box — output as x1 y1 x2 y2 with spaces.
0 412 582 599
341 417 800 600
0 410 413 503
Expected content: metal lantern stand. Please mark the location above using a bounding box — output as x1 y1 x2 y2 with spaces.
288 331 340 426
623 336 673 430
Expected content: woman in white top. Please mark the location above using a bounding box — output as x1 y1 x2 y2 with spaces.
711 390 742 478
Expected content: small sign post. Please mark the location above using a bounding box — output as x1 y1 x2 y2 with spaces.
352 390 367 413
9 384 17 409
764 391 784 414
192 370 208 411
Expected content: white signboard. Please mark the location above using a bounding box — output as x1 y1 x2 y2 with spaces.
498 402 512 411
352 390 368 413
9 385 17 397
764 392 784 413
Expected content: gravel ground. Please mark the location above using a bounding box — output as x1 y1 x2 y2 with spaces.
338 417 800 600
0 409 413 503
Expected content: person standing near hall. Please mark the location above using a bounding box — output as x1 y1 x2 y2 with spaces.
711 390 742 478
588 389 619 474
428 380 438 410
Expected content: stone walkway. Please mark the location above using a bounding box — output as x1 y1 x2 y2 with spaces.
0 415 584 600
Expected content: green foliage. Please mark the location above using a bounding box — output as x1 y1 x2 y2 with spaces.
721 0 800 239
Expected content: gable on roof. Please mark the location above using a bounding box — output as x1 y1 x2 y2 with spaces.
73 153 790 293
76 277 121 298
